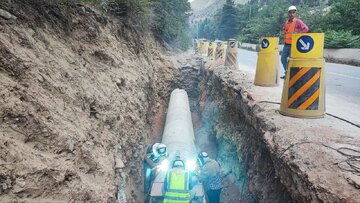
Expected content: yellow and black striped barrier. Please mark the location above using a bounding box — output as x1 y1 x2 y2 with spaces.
195 39 201 55
194 39 199 54
225 39 238 68
254 37 279 86
280 33 325 118
200 39 207 56
215 41 224 61
207 41 215 59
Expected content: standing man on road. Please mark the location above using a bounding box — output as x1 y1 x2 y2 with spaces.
281 5 309 79
198 152 222 203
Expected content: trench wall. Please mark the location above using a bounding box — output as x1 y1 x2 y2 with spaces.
173 56 292 202
0 2 178 202
196 64 292 202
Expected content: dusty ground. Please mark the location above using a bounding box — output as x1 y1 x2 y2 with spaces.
0 1 177 202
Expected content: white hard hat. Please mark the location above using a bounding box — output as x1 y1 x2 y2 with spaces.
198 152 209 163
156 143 167 156
288 5 297 11
198 152 209 159
172 160 185 168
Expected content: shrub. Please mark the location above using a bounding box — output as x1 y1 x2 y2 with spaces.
101 0 150 28
324 30 360 48
80 0 102 4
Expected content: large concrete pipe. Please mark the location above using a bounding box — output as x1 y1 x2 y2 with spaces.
162 89 197 162
149 89 205 200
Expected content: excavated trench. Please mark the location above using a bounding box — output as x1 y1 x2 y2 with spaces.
146 56 293 202
2 2 355 202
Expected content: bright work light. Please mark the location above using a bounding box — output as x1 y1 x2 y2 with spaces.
159 159 169 172
186 160 196 171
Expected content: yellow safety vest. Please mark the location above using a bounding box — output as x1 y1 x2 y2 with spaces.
163 170 190 203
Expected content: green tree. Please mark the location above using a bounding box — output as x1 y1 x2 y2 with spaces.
151 0 191 50
322 0 360 35
218 0 239 40
191 0 360 48
240 0 287 43
196 18 217 40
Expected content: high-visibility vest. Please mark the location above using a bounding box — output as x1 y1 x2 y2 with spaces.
284 19 297 44
163 169 190 203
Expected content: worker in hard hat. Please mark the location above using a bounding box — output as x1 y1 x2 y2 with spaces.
163 159 191 203
198 152 222 203
144 143 167 194
281 5 309 79
145 143 167 167
190 175 205 203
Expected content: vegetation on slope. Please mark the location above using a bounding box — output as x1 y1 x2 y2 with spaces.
194 0 360 48
49 0 192 50
102 0 192 50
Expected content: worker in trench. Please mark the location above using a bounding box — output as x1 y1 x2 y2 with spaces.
197 152 223 203
143 143 168 194
163 159 192 203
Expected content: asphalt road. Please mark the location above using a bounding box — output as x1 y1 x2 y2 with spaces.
237 48 360 126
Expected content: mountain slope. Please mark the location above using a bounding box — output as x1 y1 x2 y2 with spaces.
190 0 247 21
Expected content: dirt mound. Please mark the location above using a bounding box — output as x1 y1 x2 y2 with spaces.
0 1 176 202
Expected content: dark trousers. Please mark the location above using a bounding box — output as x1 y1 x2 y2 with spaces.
144 161 152 194
281 44 291 72
206 189 221 203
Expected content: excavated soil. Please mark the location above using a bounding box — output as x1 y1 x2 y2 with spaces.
0 1 178 202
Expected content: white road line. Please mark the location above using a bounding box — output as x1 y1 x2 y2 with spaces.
327 71 360 80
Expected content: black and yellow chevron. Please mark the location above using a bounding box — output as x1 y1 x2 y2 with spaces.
287 67 321 110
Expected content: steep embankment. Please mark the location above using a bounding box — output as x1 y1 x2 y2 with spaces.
0 1 176 202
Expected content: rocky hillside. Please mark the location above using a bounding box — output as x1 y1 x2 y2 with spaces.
0 1 177 202
191 0 247 11
190 0 248 22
